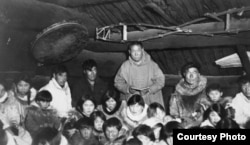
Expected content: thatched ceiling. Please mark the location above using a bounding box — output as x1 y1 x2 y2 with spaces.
1 0 250 77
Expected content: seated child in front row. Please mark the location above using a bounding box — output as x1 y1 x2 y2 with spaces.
103 117 126 145
25 90 61 138
70 117 100 145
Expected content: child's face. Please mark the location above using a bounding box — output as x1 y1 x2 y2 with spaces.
129 103 143 115
156 108 166 120
94 117 104 131
137 135 151 145
38 101 50 109
106 98 117 111
16 80 30 96
105 126 119 142
209 111 221 126
82 100 95 116
80 127 93 140
208 90 222 103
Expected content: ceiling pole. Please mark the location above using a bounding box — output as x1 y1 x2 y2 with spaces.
236 45 250 76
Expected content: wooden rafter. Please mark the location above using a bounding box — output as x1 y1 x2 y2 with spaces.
236 45 250 76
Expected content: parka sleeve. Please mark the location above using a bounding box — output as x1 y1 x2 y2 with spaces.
114 64 130 95
148 63 165 94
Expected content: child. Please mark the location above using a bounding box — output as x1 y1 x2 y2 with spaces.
32 127 68 145
25 90 61 138
70 117 100 145
13 73 37 122
64 95 97 138
132 124 155 145
152 123 167 145
200 103 226 128
143 102 173 127
103 117 125 145
160 121 183 145
124 138 142 145
90 111 107 145
216 118 239 129
205 83 233 108
121 95 148 132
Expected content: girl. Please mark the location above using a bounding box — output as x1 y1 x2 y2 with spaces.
121 94 148 132
13 73 37 123
90 111 107 145
143 102 173 127
98 88 126 120
64 95 97 138
200 103 226 128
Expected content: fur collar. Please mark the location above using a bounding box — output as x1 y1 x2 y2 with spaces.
175 75 207 96
126 104 148 122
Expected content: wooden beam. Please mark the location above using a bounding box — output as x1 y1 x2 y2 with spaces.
236 45 250 75
38 0 128 7
85 31 250 52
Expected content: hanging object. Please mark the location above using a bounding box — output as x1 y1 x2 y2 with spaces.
215 52 250 68
96 7 250 43
31 21 88 64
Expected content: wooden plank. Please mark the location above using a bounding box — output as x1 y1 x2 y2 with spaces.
236 45 250 75
85 31 250 52
38 0 128 7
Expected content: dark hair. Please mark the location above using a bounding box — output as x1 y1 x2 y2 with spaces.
35 90 52 102
102 87 120 106
127 41 143 50
124 138 142 145
32 127 61 145
206 83 223 95
180 62 201 78
160 121 183 139
90 110 106 123
127 94 145 107
103 117 122 133
216 118 239 129
15 73 32 86
82 59 97 71
76 95 97 113
147 102 165 118
75 117 94 130
15 73 32 105
203 103 226 121
52 65 68 75
132 124 155 141
238 75 250 88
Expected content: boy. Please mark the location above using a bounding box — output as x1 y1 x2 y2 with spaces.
205 83 233 108
70 117 100 145
25 90 61 137
103 117 126 145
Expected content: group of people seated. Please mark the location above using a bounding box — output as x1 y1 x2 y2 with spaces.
1 41 250 145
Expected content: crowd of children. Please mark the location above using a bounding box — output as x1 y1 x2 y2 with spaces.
1 42 250 145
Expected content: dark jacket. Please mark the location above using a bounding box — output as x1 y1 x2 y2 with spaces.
71 76 108 106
